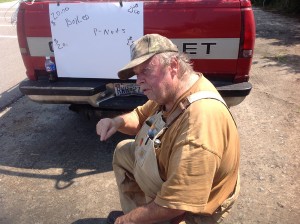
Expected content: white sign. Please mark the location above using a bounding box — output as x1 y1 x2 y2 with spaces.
49 2 144 78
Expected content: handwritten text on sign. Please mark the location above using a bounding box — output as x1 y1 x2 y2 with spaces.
49 2 143 78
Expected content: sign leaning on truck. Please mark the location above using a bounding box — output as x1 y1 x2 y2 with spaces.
49 2 144 79
18 0 255 109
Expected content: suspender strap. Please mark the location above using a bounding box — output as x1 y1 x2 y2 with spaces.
166 91 233 127
186 91 227 107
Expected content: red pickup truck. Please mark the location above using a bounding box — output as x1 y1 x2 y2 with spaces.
17 0 255 110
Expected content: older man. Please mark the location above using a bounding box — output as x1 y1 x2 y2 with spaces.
96 34 240 224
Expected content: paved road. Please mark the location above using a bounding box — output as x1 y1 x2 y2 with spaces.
0 0 26 110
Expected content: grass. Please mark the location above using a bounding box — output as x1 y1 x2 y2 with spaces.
274 54 288 63
0 0 15 3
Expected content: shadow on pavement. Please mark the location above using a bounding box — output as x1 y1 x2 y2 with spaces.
0 96 132 190
254 7 300 46
72 218 106 224
264 54 300 73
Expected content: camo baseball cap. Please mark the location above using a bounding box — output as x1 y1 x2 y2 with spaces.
118 34 179 80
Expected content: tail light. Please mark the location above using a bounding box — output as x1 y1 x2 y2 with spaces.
234 1 256 82
239 4 256 58
240 0 252 7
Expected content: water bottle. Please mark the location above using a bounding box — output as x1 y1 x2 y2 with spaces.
45 56 58 82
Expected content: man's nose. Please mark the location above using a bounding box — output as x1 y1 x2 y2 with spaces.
136 75 144 85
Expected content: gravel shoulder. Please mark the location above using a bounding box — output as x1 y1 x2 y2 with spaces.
225 7 300 224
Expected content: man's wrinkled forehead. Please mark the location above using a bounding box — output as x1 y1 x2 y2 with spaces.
133 55 159 74
133 60 148 75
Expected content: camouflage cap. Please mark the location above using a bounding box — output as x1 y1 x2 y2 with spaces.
118 34 179 80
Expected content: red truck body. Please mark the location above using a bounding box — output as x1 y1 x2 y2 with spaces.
17 0 255 109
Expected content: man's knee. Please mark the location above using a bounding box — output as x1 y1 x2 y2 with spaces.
113 139 135 170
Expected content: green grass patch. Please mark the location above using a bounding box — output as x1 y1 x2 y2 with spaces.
0 0 15 3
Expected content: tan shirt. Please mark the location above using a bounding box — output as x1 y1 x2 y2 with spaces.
132 75 240 215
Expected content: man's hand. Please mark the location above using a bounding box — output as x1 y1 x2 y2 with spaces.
96 112 142 141
114 201 185 224
96 118 121 141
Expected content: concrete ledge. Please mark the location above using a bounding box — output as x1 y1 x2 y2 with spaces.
0 84 24 111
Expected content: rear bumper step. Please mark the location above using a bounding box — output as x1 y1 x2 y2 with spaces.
19 79 107 96
213 81 252 97
19 79 252 108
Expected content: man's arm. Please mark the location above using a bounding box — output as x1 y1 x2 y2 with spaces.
115 201 185 224
96 111 141 141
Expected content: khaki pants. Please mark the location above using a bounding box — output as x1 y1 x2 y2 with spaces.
113 139 147 214
112 139 239 224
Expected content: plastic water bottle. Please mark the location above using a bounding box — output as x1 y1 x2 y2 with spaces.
45 56 58 82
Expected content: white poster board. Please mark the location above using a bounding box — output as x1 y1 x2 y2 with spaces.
49 2 144 78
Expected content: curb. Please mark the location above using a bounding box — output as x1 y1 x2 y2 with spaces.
0 84 24 112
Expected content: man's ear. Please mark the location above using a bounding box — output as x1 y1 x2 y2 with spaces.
169 57 179 76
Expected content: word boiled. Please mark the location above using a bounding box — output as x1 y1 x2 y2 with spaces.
65 14 90 28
